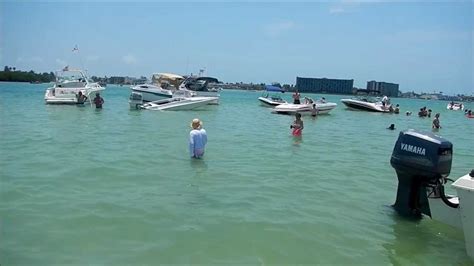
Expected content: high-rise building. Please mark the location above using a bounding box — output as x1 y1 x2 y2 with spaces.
367 81 399 97
296 77 354 94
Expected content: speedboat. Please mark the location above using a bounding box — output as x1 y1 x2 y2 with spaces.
44 67 105 104
129 90 217 111
130 73 184 102
340 97 391 112
447 102 464 111
178 76 220 104
272 100 337 115
258 85 287 106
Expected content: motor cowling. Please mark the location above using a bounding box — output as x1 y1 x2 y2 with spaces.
390 129 453 217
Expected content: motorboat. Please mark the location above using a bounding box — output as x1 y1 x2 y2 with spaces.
340 97 392 112
130 73 184 102
129 90 217 111
44 67 105 104
178 76 220 104
447 102 464 111
258 85 287 106
272 99 337 115
390 129 474 260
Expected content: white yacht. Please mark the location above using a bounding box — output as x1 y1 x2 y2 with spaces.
44 67 105 104
130 73 184 102
340 97 392 113
272 99 337 115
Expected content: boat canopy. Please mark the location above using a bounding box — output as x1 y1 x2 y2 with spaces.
265 85 284 92
152 73 184 81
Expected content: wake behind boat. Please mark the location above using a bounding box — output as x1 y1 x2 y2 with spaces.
340 97 391 113
258 85 287 106
44 67 105 104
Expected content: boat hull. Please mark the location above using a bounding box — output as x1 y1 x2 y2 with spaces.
340 99 391 113
131 84 173 102
258 97 287 107
140 97 218 111
272 102 337 115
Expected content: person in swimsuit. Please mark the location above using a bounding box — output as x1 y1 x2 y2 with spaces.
432 113 441 129
311 103 318 117
290 113 304 137
93 92 104 108
76 91 88 104
292 90 301 104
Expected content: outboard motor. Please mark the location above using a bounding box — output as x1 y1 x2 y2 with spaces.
129 92 143 109
390 129 454 218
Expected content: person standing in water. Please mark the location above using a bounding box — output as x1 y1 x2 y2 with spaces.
189 118 207 159
432 113 441 129
311 103 318 118
290 113 304 137
76 91 88 104
292 90 301 104
93 92 104 109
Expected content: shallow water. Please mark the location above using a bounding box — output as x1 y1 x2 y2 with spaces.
1 82 473 264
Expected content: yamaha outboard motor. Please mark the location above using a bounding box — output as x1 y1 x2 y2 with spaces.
390 129 453 218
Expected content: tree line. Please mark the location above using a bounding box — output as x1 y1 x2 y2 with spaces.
0 66 55 83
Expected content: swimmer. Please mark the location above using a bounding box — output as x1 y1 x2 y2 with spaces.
387 124 395 130
290 113 304 137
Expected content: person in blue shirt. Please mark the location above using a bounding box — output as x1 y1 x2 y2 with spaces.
189 118 207 158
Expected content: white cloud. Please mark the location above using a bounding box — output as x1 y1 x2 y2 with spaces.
263 21 296 37
122 54 137 64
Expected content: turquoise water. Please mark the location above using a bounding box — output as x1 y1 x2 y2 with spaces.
1 82 473 265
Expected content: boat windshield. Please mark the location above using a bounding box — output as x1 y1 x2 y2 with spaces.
356 96 378 103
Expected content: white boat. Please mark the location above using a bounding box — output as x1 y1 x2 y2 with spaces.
272 100 337 115
447 102 464 111
340 97 392 113
130 90 217 111
178 76 220 104
130 73 184 102
44 67 105 104
258 85 287 106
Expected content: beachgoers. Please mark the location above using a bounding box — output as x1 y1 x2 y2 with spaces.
290 113 304 136
394 104 400 114
76 91 87 104
432 113 441 129
418 107 428 117
311 103 318 117
189 118 207 159
93 93 104 108
292 90 301 104
382 95 389 108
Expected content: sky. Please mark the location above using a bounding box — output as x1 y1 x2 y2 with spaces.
0 1 472 95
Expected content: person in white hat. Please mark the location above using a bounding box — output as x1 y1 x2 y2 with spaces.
189 118 207 158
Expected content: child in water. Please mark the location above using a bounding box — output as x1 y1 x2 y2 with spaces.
290 113 304 136
432 113 441 129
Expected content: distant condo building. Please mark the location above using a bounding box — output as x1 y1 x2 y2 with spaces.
367 80 399 97
296 77 354 94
